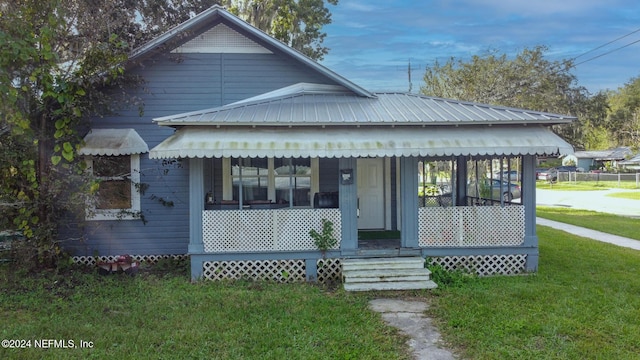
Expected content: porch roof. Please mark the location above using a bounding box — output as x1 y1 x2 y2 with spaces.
148 125 573 159
153 86 575 127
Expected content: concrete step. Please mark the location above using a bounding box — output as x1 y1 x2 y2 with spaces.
342 257 438 291
343 268 432 283
344 280 438 292
342 257 425 271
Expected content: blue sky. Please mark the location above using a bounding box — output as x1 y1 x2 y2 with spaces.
320 0 640 94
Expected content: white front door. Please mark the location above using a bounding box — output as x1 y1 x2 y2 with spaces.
357 158 385 229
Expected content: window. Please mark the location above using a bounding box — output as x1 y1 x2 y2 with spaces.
274 158 311 207
224 157 317 207
87 154 141 220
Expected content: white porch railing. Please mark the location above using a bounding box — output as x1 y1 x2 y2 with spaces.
418 206 525 247
202 208 341 253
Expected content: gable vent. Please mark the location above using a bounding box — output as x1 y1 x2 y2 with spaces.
172 23 272 54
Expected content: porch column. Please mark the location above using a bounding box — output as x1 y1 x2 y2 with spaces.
400 157 419 248
339 157 358 252
189 159 205 272
455 155 468 206
522 154 538 271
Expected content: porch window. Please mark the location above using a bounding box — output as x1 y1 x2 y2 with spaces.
86 154 141 220
226 157 316 207
418 156 522 207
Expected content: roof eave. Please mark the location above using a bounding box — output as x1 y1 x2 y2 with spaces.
155 119 575 128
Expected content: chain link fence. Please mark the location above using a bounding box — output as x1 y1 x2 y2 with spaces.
557 171 640 187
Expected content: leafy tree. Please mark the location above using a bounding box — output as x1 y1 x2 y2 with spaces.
0 0 131 268
606 77 640 149
136 0 339 60
420 46 610 150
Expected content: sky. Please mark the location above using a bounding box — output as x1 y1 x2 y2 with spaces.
320 0 640 94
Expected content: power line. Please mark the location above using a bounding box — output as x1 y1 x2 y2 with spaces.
572 26 640 61
574 38 640 67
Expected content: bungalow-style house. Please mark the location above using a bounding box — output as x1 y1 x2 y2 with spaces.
620 153 640 171
68 6 574 286
573 147 632 171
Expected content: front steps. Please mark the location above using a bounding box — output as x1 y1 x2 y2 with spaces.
342 257 438 291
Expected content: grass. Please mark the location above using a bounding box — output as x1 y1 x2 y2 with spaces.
429 226 640 359
608 191 640 200
536 180 639 190
0 266 411 359
536 206 640 240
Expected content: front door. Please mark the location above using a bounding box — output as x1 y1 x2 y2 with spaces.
357 158 385 229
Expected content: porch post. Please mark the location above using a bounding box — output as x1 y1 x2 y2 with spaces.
339 157 358 252
189 158 205 279
400 157 419 248
455 155 468 206
522 154 538 271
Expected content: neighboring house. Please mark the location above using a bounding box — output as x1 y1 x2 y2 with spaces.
67 6 575 282
620 153 640 170
574 147 633 171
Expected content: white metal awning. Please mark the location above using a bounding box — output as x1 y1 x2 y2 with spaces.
78 128 149 156
149 125 573 159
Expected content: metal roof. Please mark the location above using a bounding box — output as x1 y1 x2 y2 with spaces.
149 125 574 159
574 147 632 160
78 129 149 156
154 85 575 127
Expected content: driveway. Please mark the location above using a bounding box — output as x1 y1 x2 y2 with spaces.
536 188 639 217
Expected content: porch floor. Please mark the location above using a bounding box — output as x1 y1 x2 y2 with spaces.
358 238 401 250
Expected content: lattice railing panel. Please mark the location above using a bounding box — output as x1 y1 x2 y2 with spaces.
418 206 525 247
172 24 271 54
203 209 341 253
317 258 342 283
72 254 186 266
202 260 306 283
428 255 527 276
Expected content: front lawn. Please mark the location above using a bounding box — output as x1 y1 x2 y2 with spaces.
0 267 410 359
536 206 640 240
429 226 640 359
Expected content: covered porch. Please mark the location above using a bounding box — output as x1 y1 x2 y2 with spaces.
149 88 574 281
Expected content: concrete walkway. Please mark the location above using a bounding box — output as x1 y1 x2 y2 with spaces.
537 217 640 250
369 299 456 360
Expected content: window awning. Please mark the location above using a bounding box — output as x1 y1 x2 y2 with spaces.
149 125 573 159
78 129 149 156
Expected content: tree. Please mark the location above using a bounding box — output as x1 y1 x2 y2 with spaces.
136 0 339 60
420 46 610 149
0 0 131 268
606 77 640 149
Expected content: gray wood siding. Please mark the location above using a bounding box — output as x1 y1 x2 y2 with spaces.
68 52 342 256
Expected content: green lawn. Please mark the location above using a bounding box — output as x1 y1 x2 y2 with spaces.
428 226 640 359
608 191 640 200
3 212 640 359
537 206 640 240
0 267 410 359
537 180 639 190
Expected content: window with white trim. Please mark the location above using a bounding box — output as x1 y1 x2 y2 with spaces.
86 154 141 220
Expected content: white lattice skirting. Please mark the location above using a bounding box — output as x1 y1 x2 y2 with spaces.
428 254 527 276
202 258 343 283
72 254 186 266
202 208 341 253
418 206 525 247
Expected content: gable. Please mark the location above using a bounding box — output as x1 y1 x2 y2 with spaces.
171 23 272 54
